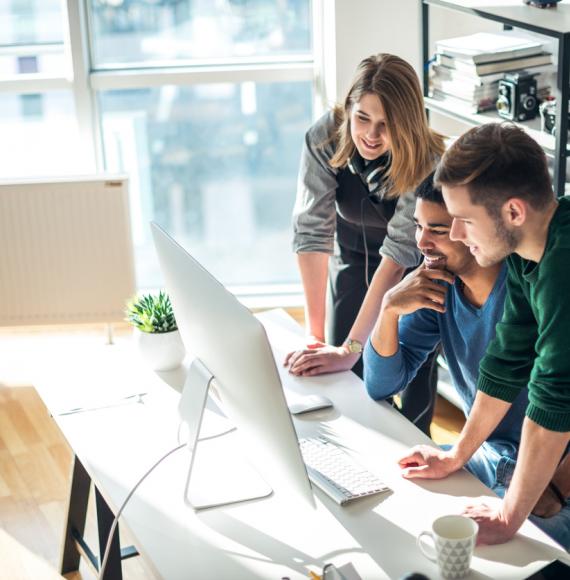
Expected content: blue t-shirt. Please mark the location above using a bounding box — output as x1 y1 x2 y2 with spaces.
363 263 528 459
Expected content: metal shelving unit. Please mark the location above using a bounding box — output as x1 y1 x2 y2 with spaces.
421 0 570 195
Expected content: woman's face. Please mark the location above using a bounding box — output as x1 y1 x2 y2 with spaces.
350 93 391 160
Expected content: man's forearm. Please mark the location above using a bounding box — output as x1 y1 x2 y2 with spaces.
348 257 405 343
453 391 512 465
502 419 570 531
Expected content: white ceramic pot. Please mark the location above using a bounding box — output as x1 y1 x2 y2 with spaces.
134 328 186 371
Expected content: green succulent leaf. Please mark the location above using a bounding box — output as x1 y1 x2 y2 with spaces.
125 290 178 333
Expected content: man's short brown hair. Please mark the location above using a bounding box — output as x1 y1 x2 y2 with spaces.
434 123 554 217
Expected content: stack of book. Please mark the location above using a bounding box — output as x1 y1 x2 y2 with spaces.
429 32 553 114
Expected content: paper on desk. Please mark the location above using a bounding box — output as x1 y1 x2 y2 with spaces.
33 343 165 416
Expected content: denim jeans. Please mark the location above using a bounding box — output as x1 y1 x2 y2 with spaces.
463 444 570 551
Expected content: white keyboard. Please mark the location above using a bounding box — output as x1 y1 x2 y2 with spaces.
299 437 390 505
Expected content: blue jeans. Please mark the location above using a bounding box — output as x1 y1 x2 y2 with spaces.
463 444 570 551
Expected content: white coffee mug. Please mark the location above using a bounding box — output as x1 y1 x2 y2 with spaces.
417 515 478 579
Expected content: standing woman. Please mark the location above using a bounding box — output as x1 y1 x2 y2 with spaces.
286 54 445 432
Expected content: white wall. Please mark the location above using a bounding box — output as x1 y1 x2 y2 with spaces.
321 0 422 107
327 0 502 136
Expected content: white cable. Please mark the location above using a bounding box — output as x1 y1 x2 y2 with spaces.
97 442 185 579
99 413 236 579
177 421 237 446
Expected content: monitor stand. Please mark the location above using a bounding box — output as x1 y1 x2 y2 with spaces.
179 358 273 510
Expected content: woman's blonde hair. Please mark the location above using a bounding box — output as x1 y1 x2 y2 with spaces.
329 53 445 198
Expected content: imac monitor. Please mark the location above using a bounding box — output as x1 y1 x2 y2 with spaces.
150 222 314 509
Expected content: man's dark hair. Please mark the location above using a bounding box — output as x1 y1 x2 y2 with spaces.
415 171 444 205
434 123 554 218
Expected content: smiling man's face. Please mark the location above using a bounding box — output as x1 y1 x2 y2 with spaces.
441 184 519 267
414 198 474 275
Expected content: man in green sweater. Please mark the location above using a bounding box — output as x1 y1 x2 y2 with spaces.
398 123 570 547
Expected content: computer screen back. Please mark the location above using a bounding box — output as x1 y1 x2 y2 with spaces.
150 222 314 506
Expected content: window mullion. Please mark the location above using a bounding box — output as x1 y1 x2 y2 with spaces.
63 0 99 172
90 62 314 91
0 74 71 93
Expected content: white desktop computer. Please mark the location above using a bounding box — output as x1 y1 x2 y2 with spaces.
150 222 315 509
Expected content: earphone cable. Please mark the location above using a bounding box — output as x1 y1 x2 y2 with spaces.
360 196 371 289
360 193 390 289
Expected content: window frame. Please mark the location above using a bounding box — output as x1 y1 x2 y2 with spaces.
0 0 326 301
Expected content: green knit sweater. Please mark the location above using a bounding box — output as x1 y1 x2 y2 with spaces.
478 197 570 432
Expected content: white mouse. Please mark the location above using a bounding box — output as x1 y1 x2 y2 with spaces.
288 394 334 415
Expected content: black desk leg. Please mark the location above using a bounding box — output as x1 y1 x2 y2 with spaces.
60 455 91 574
95 487 123 580
60 454 137 579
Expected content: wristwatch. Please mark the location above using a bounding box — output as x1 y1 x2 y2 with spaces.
344 338 364 354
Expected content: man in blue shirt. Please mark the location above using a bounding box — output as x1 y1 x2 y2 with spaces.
363 173 570 549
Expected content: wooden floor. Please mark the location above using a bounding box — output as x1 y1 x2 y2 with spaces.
0 322 465 580
0 387 157 580
431 395 465 446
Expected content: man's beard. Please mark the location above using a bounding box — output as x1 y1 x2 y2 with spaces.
495 216 520 255
477 217 520 267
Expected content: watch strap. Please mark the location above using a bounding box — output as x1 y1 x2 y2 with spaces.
344 338 363 354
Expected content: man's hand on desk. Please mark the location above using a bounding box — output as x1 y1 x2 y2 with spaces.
399 447 518 545
398 445 463 479
284 344 360 376
462 501 517 546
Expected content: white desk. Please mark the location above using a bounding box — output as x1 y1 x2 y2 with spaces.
34 309 568 579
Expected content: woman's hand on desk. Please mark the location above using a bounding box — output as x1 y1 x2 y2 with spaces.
398 445 463 480
284 344 360 376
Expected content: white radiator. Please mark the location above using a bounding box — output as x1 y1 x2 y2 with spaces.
0 175 136 326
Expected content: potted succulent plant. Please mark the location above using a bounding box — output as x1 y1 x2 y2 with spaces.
125 291 185 371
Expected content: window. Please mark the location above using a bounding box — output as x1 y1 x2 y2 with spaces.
99 81 311 287
0 91 81 178
0 0 317 293
0 0 66 77
0 1 81 177
90 0 311 67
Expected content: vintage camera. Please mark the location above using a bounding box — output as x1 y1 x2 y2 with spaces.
540 99 557 134
539 98 570 136
523 0 562 7
496 71 539 122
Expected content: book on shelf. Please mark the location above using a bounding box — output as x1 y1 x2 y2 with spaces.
429 89 497 113
430 71 551 102
436 52 552 75
430 79 500 102
431 63 555 88
435 32 544 64
429 87 551 115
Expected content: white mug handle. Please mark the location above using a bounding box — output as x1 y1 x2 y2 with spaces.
417 530 437 563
